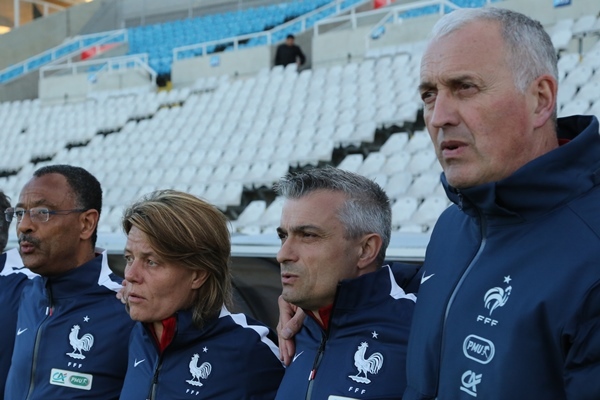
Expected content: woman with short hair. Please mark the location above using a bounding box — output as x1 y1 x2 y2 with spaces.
118 190 284 399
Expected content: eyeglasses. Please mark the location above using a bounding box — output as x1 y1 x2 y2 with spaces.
4 207 87 223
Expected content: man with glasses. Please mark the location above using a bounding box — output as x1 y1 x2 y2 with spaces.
4 165 134 399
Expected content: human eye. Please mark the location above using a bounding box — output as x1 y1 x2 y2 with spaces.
34 208 50 217
456 81 478 95
277 230 287 242
300 231 319 240
124 254 133 264
14 208 26 218
420 90 436 105
147 259 158 267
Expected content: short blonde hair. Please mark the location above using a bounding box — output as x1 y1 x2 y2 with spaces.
122 190 232 328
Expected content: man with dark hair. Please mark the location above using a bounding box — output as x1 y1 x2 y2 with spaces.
0 190 36 399
273 167 416 399
274 34 306 67
4 165 134 399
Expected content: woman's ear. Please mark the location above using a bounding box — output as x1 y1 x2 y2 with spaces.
191 270 209 290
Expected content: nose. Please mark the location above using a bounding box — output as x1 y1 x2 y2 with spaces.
427 90 460 129
124 259 141 283
276 237 297 265
17 211 34 234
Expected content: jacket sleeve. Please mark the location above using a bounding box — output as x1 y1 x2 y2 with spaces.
563 280 600 400
296 45 306 65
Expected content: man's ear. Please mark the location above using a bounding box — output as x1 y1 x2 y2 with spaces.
357 233 383 270
531 74 557 129
79 209 99 241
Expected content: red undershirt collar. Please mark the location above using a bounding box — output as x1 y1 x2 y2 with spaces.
307 304 333 330
146 316 177 353
558 138 570 146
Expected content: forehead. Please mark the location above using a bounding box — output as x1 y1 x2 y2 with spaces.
126 226 151 249
280 190 346 229
420 20 507 81
18 173 75 207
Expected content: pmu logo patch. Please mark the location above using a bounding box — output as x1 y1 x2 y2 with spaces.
463 335 495 364
49 368 93 391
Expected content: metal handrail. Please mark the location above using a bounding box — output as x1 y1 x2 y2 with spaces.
172 0 370 61
39 53 157 83
0 29 128 85
366 0 459 41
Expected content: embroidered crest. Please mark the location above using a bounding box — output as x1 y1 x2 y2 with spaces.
348 342 383 384
483 283 512 315
66 325 94 360
186 353 212 387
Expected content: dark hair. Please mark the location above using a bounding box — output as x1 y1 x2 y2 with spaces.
286 34 295 40
122 190 233 329
0 190 10 252
274 166 391 266
33 165 102 247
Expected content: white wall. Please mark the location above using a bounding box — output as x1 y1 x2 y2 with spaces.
172 46 271 87
39 69 153 104
311 0 600 68
312 14 439 68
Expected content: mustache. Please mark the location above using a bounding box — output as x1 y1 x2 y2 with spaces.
280 263 299 274
18 234 41 247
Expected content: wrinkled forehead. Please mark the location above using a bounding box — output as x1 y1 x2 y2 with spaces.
420 21 507 79
280 190 346 228
17 174 76 208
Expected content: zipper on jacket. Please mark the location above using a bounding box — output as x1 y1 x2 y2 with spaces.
304 284 341 400
148 358 163 400
26 280 55 400
146 318 177 400
436 204 487 398
305 335 326 400
456 191 465 210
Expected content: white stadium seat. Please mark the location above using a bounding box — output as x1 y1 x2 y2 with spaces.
337 154 364 173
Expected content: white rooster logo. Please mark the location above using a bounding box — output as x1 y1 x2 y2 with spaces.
186 354 212 387
66 325 94 360
484 285 512 315
348 342 384 384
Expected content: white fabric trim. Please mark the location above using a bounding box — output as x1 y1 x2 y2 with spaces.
385 265 417 303
219 305 281 362
0 248 38 279
96 247 122 292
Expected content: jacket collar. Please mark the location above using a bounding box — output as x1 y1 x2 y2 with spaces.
444 115 600 222
42 249 114 299
333 265 415 311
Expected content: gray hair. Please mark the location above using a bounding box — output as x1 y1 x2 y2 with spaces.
274 166 391 266
430 7 558 93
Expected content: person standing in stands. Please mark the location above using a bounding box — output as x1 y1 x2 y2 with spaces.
4 165 134 399
274 34 306 68
403 7 600 399
118 190 284 399
273 167 416 399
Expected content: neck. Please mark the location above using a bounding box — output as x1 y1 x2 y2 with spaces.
152 321 164 341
